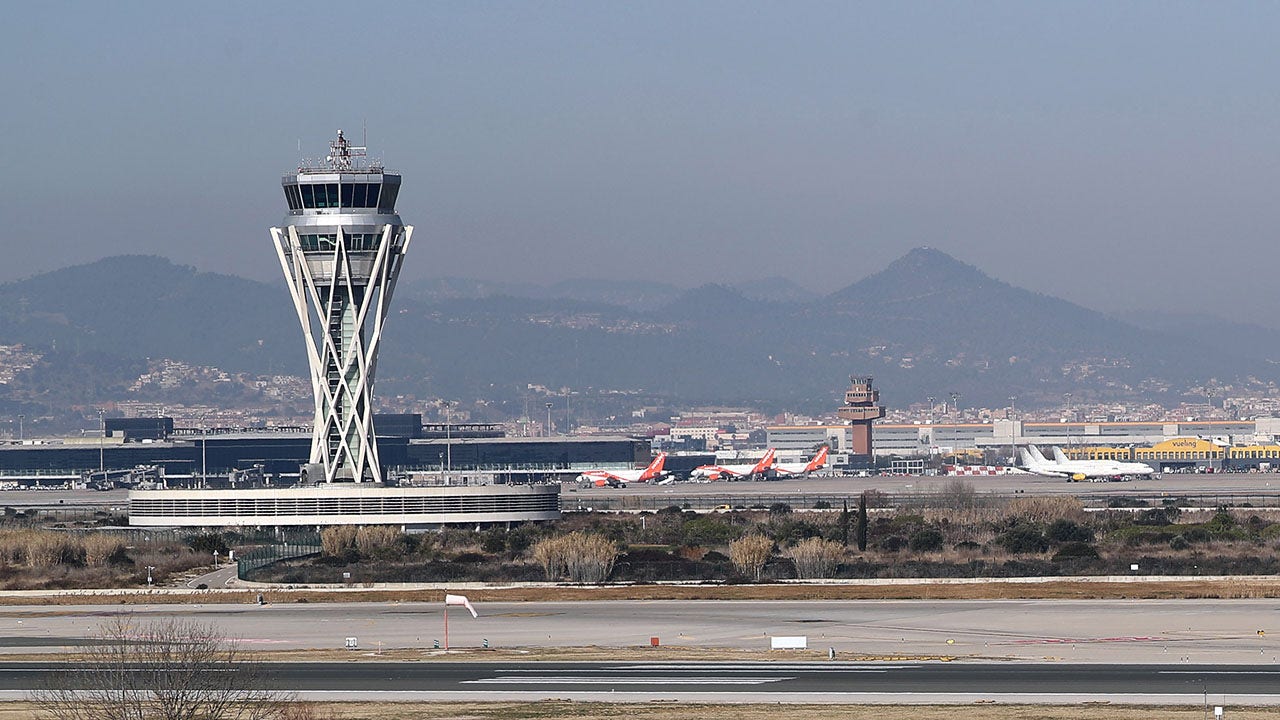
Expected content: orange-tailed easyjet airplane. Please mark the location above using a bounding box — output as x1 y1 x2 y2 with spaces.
771 446 830 478
576 452 668 488
690 448 776 481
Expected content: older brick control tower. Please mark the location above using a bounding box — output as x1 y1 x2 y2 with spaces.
837 376 885 457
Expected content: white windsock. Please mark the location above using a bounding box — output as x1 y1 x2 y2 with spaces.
445 593 478 618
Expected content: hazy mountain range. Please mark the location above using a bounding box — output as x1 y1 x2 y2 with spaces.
0 248 1276 426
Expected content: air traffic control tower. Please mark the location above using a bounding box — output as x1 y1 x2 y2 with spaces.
271 131 412 483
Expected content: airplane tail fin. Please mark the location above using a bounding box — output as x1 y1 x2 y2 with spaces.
752 448 777 474
1028 445 1048 463
1051 447 1069 463
1018 448 1034 467
805 446 830 472
639 452 667 481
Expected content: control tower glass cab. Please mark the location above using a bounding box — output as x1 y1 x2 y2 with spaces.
270 131 413 483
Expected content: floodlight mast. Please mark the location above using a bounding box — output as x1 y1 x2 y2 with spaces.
271 130 413 483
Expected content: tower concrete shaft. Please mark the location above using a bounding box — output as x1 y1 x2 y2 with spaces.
837 375 885 457
271 131 412 483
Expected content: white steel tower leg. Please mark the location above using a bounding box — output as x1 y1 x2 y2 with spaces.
271 224 412 484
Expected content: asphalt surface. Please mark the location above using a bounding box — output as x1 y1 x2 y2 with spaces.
5 660 1280 701
4 599 1280 664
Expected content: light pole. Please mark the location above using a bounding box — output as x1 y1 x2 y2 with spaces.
1008 396 1017 465
926 396 935 423
201 415 208 487
545 402 554 437
949 392 960 418
16 414 22 442
146 565 155 587
443 401 453 473
97 409 105 479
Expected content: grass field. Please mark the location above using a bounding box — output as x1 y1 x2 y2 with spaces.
5 576 1279 606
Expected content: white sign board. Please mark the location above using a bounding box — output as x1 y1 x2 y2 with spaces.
344 637 358 649
770 636 808 650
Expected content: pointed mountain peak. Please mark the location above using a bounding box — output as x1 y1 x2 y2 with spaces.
883 247 985 279
829 247 993 303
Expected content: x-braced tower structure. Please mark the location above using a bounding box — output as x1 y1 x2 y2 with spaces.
271 131 412 483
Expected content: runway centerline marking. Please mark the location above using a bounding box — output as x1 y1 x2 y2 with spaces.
463 675 795 685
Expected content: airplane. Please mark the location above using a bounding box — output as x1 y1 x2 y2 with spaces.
690 448 776 481
1018 445 1153 481
1049 446 1154 478
576 452 668 488
771 446 830 479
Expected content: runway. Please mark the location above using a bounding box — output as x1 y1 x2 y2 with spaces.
3 599 1280 664
4 661 1280 704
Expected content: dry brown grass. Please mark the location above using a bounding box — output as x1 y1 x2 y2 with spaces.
5 576 1280 606
2 701 1277 720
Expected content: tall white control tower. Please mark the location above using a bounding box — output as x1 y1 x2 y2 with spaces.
271 131 413 483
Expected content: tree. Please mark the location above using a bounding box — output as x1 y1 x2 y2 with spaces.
838 500 850 547
856 492 869 552
33 616 293 720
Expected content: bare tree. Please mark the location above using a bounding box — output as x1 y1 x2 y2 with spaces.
33 616 293 720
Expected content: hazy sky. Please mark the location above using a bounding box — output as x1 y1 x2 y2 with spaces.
3 2 1278 319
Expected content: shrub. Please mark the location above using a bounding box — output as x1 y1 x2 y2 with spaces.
1047 519 1094 544
1169 535 1190 551
680 517 740 546
532 536 569 580
877 536 907 553
82 534 125 567
320 526 358 557
996 525 1049 554
1007 496 1084 523
354 526 403 558
561 532 618 583
1051 542 1099 562
531 532 617 583
480 530 506 554
785 537 844 579
769 503 793 515
24 532 70 568
908 527 945 553
186 533 229 555
812 500 832 510
728 534 773 581
1134 508 1175 526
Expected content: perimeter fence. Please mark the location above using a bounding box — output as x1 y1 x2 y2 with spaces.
235 531 322 580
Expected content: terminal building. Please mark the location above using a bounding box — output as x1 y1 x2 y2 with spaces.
769 417 1280 472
